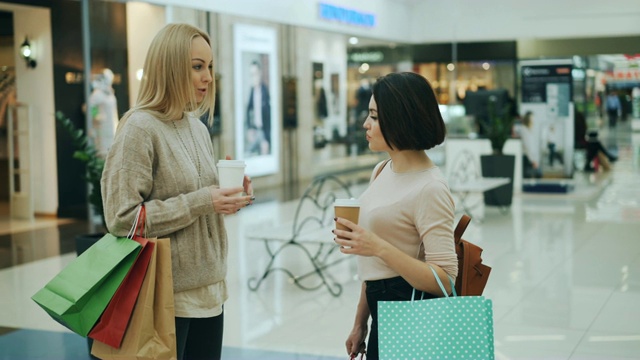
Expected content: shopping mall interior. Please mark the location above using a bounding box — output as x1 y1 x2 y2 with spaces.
0 0 639 359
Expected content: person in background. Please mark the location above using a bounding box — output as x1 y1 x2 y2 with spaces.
606 91 621 128
516 111 542 178
584 130 617 172
101 23 254 360
335 72 458 360
545 124 563 168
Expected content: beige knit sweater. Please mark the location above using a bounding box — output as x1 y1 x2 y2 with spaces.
101 110 227 293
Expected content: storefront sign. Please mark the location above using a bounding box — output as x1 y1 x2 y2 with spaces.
610 68 640 81
318 3 376 28
349 51 384 63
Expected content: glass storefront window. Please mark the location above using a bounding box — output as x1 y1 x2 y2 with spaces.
416 61 516 105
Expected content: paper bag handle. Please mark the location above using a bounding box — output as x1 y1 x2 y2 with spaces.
127 205 146 239
411 266 457 303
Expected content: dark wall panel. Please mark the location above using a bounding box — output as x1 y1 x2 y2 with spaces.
90 1 130 118
413 41 517 63
51 0 87 219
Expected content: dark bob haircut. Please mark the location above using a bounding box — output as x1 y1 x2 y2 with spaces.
372 72 446 150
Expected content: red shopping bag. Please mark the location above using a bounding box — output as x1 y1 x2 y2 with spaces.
88 206 153 348
88 238 153 347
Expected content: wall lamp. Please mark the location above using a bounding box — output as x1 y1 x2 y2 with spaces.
20 37 37 69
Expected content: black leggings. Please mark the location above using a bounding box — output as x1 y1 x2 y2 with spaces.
365 277 437 360
175 313 224 360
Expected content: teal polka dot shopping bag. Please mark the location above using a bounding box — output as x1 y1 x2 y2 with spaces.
378 267 495 360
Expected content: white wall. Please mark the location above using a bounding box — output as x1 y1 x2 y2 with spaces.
126 4 212 107
144 0 640 44
2 3 58 216
145 0 413 43
165 5 205 26
411 0 640 43
125 2 166 107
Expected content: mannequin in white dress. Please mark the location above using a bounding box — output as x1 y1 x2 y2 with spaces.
89 68 118 157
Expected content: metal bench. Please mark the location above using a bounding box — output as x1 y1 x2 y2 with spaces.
246 175 354 296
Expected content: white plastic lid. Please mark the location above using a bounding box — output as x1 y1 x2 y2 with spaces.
334 198 360 207
217 159 246 168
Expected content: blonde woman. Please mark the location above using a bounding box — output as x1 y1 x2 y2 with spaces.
101 23 253 359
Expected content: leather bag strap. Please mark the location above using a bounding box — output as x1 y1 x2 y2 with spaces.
454 214 471 245
373 159 391 180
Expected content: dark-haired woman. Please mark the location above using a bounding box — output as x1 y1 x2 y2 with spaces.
334 72 458 360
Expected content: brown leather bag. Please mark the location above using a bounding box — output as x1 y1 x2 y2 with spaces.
454 214 491 296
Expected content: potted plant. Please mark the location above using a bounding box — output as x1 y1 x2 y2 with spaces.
479 97 516 207
56 111 106 253
482 98 515 155
56 111 106 359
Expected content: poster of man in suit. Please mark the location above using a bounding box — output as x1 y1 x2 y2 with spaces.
234 24 279 177
245 57 271 156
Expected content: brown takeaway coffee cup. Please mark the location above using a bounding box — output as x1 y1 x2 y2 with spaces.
334 198 360 231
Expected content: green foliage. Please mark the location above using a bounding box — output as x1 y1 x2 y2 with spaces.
480 97 515 155
56 111 105 222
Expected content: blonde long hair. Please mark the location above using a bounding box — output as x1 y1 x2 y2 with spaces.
120 23 215 128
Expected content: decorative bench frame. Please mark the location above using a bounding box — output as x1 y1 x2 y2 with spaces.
246 175 353 297
448 150 511 221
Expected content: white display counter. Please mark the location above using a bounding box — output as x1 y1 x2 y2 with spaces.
444 137 523 194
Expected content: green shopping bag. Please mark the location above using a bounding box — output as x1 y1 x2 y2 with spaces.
31 233 141 337
378 267 494 360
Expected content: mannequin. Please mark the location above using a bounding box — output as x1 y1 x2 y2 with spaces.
89 69 118 157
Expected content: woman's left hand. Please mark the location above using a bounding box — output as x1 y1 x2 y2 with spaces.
333 217 386 257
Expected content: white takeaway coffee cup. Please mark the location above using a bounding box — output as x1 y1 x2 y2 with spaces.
217 160 246 197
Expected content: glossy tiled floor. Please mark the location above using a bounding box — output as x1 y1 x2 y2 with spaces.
0 121 639 359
